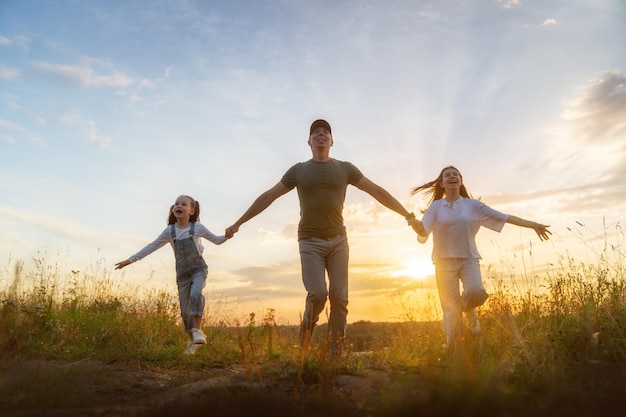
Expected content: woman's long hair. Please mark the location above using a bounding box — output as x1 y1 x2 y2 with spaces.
410 165 471 206
167 195 201 225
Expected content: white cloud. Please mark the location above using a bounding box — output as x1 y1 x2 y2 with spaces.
0 204 117 250
542 19 557 26
137 79 155 88
561 70 626 145
258 224 297 243
58 112 82 125
499 0 521 9
539 70 626 211
0 118 24 132
32 58 134 88
344 200 404 232
117 77 156 106
0 35 30 50
0 66 21 80
85 119 112 148
544 69 626 168
0 134 16 144
57 112 111 148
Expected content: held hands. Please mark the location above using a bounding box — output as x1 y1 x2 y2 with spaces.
408 217 426 237
225 224 240 239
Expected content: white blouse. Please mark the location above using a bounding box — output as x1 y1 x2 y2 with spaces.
420 197 508 261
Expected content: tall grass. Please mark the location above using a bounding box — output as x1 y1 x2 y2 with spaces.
481 223 626 396
1 222 625 414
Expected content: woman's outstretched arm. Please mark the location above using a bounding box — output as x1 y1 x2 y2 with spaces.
506 215 552 241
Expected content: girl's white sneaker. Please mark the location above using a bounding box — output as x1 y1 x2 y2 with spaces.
183 340 201 355
191 328 207 344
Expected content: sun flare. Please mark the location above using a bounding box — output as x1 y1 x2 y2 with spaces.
393 258 435 280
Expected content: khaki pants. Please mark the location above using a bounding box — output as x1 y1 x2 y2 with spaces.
298 234 349 355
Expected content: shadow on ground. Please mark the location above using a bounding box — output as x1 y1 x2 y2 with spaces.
1 358 625 417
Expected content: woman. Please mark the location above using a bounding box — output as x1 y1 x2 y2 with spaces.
411 166 551 349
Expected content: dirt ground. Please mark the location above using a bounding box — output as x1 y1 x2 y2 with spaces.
1 358 625 417
0 358 415 417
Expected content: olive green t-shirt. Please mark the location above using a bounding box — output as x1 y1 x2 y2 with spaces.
281 158 364 240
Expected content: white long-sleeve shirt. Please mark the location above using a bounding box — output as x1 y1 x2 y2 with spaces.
420 197 508 261
128 222 226 263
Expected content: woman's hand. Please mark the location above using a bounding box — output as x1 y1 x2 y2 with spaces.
533 223 552 241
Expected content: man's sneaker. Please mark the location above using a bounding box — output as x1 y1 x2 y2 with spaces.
183 340 201 355
463 309 481 335
191 328 207 344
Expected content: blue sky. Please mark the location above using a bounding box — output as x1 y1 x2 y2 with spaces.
1 0 625 324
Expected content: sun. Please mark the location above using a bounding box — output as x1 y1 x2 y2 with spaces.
393 258 435 280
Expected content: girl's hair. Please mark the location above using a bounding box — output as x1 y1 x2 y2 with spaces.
410 165 471 206
167 195 201 225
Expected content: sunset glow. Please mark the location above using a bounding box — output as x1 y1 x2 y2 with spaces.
1 1 624 325
393 259 435 281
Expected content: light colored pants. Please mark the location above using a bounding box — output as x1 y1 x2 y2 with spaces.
435 258 488 347
298 234 349 354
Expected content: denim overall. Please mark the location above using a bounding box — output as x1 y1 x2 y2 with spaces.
171 222 208 334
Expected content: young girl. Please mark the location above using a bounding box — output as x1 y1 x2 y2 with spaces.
410 166 551 350
115 195 228 355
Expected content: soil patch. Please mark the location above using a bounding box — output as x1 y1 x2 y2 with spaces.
0 359 410 417
1 358 625 417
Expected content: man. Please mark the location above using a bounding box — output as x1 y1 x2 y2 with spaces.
226 119 421 356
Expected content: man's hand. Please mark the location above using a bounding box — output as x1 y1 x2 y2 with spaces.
115 260 130 270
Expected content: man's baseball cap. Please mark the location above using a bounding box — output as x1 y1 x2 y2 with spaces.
309 119 331 135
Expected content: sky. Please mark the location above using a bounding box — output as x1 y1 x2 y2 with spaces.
1 0 625 325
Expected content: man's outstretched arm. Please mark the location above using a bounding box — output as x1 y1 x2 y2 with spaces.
226 182 291 238
354 177 422 233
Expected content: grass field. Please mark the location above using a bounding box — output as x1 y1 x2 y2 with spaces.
1 234 625 416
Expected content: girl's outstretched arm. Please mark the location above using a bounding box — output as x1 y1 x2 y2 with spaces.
506 215 552 241
115 228 170 269
226 182 291 238
195 223 228 245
